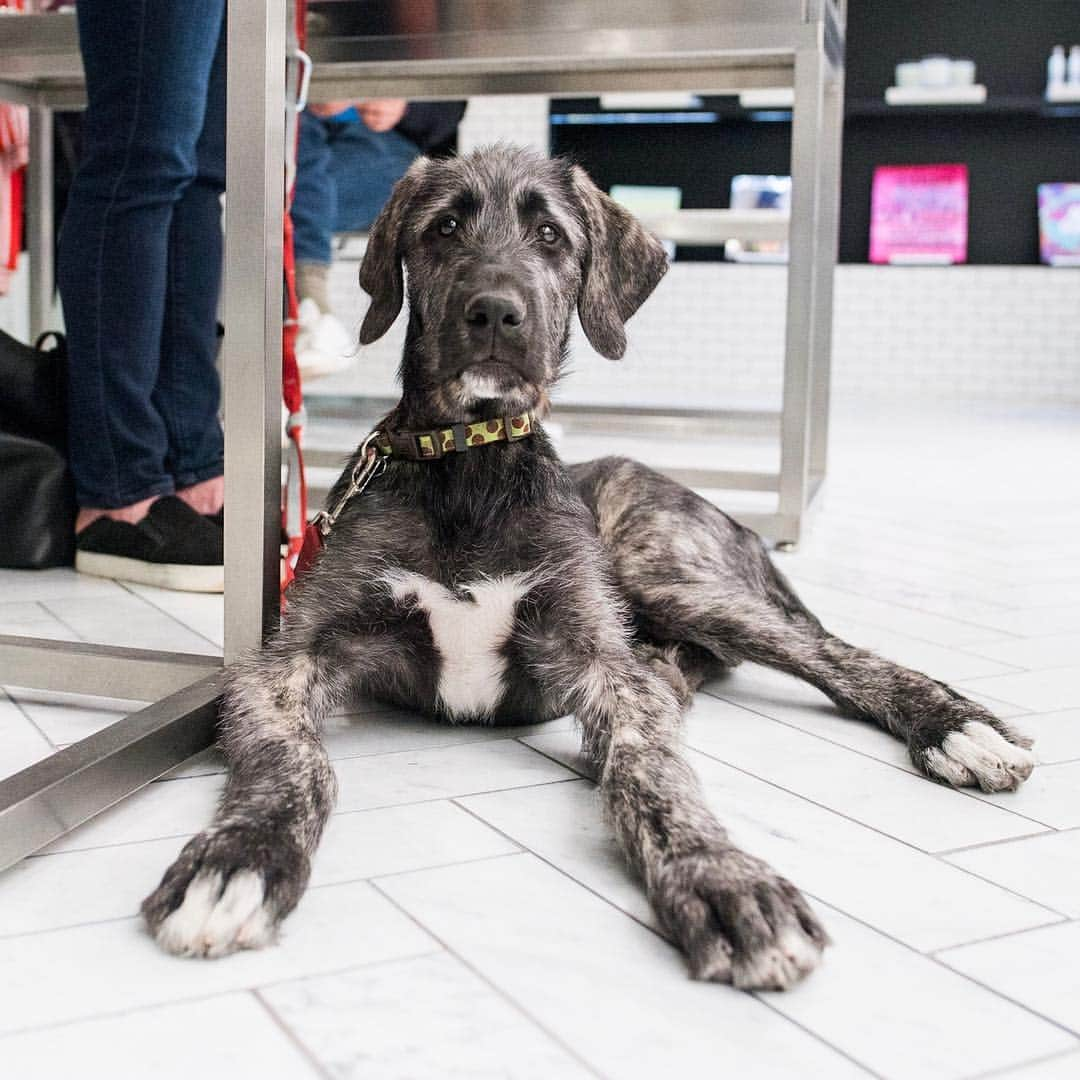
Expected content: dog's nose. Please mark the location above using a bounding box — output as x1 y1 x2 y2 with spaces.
465 292 525 333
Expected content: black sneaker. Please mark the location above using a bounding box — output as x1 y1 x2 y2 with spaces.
75 496 224 592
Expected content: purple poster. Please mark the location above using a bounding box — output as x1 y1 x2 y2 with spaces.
1038 183 1080 266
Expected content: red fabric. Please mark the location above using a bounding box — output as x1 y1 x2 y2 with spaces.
280 0 310 602
1 0 29 291
295 522 324 577
0 73 29 294
8 165 23 270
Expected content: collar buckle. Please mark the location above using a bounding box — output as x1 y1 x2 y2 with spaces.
410 432 443 459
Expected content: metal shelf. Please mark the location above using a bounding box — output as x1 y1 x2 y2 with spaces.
845 94 1080 118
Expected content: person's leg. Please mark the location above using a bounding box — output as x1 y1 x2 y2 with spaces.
328 122 420 234
57 0 226 520
155 18 227 517
291 110 337 281
290 111 354 377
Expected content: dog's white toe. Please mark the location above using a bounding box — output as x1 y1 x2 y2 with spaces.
154 870 276 958
925 721 1035 793
733 925 823 991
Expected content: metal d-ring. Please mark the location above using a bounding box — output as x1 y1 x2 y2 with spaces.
314 430 386 537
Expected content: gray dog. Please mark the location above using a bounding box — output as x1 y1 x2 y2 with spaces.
142 147 1034 990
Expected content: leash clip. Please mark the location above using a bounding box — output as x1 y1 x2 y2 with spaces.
313 429 386 539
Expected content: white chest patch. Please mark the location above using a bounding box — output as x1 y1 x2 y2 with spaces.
388 571 532 717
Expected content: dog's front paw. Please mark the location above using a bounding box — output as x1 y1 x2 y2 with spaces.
911 707 1034 793
652 848 827 991
141 825 309 958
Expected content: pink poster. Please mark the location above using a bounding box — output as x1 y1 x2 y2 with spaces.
869 164 969 264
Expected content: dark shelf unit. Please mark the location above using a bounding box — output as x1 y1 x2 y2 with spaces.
549 0 1080 266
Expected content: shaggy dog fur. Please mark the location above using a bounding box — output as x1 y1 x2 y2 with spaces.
142 147 1035 990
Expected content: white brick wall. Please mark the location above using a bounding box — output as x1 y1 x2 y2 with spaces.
457 96 550 156
315 260 1080 407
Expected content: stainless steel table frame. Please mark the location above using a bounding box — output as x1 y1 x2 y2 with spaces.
0 1 844 869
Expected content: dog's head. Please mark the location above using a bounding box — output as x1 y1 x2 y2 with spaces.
357 145 668 420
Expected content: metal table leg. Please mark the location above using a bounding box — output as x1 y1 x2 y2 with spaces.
0 674 221 872
222 0 286 660
778 39 836 547
810 62 845 488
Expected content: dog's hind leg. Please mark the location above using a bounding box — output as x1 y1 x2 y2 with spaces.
141 627 385 958
574 457 1035 794
631 639 723 711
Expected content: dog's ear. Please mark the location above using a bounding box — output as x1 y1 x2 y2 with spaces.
571 165 669 360
358 157 429 344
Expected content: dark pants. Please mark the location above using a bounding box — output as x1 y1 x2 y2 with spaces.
57 0 226 508
291 110 420 265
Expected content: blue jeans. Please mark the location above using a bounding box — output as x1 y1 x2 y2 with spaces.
291 111 420 265
57 0 226 508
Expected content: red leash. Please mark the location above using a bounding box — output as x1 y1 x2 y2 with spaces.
280 0 310 603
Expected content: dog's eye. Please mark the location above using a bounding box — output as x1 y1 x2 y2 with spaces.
537 223 560 244
437 215 459 237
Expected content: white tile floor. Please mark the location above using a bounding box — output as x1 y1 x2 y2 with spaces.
1 400 1079 1079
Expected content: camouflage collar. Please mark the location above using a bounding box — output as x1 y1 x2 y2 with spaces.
375 412 535 461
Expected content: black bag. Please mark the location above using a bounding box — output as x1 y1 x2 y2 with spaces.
0 329 75 568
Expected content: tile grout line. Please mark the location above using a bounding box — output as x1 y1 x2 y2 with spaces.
0 944 445 1042
251 989 337 1080
791 574 1080 647
36 599 93 644
752 996 884 1079
928 918 1073 957
679 744 1070 921
357 847 526 885
786 887 1080 1049
937 825 1080 856
368 866 610 1080
682 708 1071 920
331 775 584 817
447 803 1006 1079
967 1045 1080 1080
926 949 1080 1044
1 684 60 752
148 727 575 782
778 570 1029 636
775 536 1042 594
1 849 528 943
947 767 1077 829
116 580 225 655
788 550 1080 616
692 689 1055 833
514 735 592 780
22 776 582 861
0 986 251 1042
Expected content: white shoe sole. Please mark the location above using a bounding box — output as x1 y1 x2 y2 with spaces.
75 551 224 593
